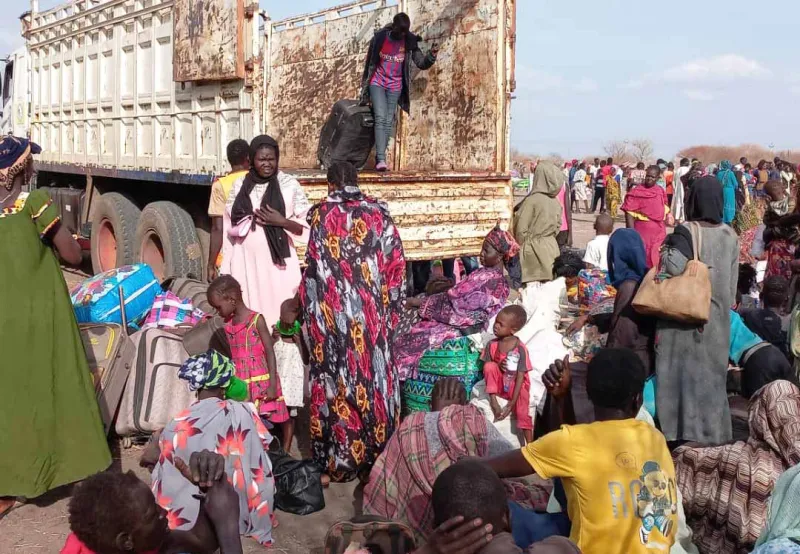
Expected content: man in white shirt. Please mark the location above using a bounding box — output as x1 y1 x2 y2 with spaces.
583 213 613 270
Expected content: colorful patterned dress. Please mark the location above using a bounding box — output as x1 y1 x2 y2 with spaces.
1 190 111 498
394 267 510 381
301 187 407 482
225 312 289 424
151 398 276 546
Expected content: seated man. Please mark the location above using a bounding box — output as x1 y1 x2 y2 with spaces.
486 348 678 554
426 460 580 554
63 451 242 554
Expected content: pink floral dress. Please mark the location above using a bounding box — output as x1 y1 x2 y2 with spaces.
225 311 289 424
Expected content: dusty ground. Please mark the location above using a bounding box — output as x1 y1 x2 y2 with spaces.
1 215 598 553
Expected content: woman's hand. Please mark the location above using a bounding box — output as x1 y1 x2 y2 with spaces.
413 516 493 554
254 205 287 228
406 297 424 309
566 314 589 335
543 356 572 399
495 405 513 422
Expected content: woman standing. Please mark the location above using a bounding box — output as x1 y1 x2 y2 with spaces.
656 176 739 445
514 161 562 284
605 167 621 219
621 165 669 268
301 162 407 482
221 135 310 325
718 160 739 225
0 136 110 515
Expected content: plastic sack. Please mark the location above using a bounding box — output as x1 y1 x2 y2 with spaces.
70 264 160 328
268 449 325 516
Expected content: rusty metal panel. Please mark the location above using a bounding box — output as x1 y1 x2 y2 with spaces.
173 0 245 81
293 173 512 261
266 3 397 169
398 0 502 172
266 0 510 174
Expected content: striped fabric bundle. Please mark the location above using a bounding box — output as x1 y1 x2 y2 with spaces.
674 380 800 554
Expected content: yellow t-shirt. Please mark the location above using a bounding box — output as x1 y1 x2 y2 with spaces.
522 419 678 554
207 170 248 217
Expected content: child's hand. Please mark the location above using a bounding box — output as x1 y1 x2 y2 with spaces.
496 405 513 422
266 375 279 399
271 325 281 342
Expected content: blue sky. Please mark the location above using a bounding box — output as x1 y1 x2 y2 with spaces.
4 0 800 158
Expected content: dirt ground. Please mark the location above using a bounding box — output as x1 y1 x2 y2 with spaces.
0 215 598 554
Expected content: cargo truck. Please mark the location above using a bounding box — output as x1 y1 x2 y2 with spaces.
1 0 517 279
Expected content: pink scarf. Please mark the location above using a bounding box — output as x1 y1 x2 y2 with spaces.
621 185 666 222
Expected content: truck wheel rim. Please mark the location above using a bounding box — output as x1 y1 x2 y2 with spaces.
141 230 166 280
97 219 117 272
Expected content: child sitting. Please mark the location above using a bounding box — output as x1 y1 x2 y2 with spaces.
730 309 795 398
482 305 533 443
207 276 290 436
582 214 613 270
272 294 310 453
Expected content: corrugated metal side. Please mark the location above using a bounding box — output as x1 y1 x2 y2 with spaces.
265 0 512 173
293 172 512 261
25 0 256 176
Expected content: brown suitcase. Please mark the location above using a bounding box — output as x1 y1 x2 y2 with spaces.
79 322 135 434
182 315 231 358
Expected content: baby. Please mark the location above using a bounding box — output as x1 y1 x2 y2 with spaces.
481 305 533 443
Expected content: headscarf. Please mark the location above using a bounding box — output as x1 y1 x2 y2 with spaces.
530 160 564 197
717 160 738 224
485 225 520 261
619 182 667 222
755 463 800 548
607 229 648 289
178 349 235 391
0 135 41 190
685 175 723 224
230 135 290 265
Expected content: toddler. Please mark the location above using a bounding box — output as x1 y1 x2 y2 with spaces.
272 294 310 453
482 305 533 443
208 276 290 435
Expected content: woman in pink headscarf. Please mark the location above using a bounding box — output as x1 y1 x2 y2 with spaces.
621 164 669 267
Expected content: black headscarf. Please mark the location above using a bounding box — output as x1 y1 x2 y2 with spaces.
231 135 290 265
665 175 723 259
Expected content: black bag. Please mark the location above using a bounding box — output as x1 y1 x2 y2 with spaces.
268 449 325 515
318 99 375 170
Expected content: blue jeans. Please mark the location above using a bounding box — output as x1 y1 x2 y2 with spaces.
369 84 401 163
508 501 571 549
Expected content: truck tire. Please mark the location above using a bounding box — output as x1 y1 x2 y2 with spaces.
134 201 203 280
90 192 141 275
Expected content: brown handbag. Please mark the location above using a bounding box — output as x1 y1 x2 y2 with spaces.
632 222 712 324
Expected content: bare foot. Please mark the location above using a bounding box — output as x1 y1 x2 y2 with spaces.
320 474 331 488
0 497 17 519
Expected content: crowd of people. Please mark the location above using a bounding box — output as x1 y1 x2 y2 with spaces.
4 126 800 554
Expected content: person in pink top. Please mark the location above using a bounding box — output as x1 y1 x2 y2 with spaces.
556 181 572 247
221 135 310 326
360 13 438 171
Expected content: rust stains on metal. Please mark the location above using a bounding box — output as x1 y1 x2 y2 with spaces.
174 0 245 81
293 172 511 260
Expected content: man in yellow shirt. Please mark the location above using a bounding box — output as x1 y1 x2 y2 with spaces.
486 349 678 554
207 139 250 282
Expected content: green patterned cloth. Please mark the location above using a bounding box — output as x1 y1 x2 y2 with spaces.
402 338 483 414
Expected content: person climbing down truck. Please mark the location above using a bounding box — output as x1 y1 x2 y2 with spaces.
360 12 439 172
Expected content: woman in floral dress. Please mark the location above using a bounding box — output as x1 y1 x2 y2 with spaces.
393 226 519 381
301 162 407 483
148 350 276 546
